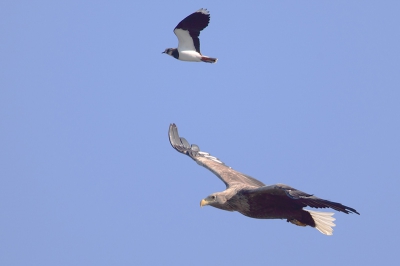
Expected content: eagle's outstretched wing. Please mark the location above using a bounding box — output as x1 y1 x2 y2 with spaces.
246 184 360 214
169 123 265 188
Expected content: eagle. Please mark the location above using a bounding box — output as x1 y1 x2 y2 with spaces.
169 123 359 235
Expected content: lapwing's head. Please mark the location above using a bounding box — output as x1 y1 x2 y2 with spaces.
162 48 174 56
162 48 179 60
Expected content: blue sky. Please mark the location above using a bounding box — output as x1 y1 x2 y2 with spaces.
1 1 399 265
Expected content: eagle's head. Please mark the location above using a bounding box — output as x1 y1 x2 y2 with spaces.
200 192 234 211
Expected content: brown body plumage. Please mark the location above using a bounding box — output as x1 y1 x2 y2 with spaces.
169 123 359 235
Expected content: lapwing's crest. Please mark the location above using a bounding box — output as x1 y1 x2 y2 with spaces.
163 8 217 63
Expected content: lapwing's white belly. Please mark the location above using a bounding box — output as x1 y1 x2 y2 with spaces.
178 50 202 62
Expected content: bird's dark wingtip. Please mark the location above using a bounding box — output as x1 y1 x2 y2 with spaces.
336 204 360 215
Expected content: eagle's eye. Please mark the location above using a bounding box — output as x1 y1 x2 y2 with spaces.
211 195 216 200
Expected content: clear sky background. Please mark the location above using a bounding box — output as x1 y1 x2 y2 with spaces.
1 1 399 265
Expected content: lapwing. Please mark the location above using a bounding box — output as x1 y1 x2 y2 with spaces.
163 8 217 63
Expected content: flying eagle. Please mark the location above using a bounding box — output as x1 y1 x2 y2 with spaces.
162 8 217 63
169 123 359 235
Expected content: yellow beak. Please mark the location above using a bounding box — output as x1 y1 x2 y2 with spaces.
200 199 208 207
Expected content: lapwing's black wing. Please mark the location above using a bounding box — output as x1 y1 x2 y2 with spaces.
174 8 210 53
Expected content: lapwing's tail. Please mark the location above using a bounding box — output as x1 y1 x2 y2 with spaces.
201 56 218 63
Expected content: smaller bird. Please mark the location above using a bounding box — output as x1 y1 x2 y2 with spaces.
163 8 217 63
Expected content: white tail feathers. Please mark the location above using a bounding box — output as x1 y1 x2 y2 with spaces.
307 210 336 236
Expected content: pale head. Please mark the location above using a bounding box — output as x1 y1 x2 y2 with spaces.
200 192 233 211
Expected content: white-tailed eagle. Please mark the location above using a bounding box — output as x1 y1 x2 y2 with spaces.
169 123 359 235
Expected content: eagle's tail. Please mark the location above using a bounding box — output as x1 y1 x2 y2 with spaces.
307 210 336 235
